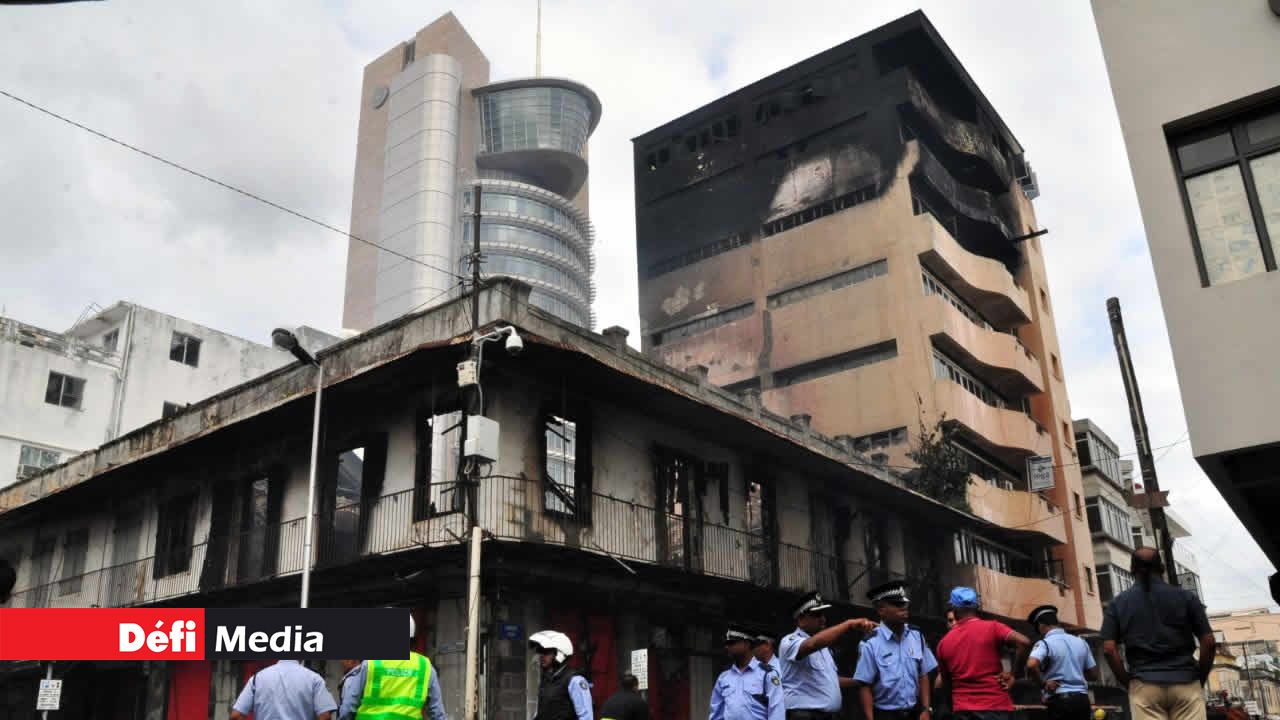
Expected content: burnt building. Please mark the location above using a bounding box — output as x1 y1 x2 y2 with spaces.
1 279 1060 720
633 12 1101 630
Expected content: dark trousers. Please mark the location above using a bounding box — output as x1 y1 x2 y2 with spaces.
1046 693 1092 720
785 711 838 720
875 707 923 720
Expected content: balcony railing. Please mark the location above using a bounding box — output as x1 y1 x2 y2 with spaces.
6 476 944 616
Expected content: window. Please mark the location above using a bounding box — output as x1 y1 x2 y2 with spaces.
544 414 578 517
1062 421 1073 448
846 426 909 454
102 329 119 353
776 340 898 387
922 269 995 330
651 303 754 347
44 372 84 409
169 332 201 367
769 259 888 309
59 529 89 595
154 493 197 578
16 445 60 480
1087 496 1133 547
647 232 749 278
236 474 279 582
761 185 876 237
29 538 55 607
1073 492 1084 518
1051 354 1063 381
1039 288 1050 312
414 410 464 521
1097 563 1135 601
1078 431 1123 486
1132 525 1146 549
162 402 184 420
1085 566 1095 594
1170 104 1280 286
932 349 1020 410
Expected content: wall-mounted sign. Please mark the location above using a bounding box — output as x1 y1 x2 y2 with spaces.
1027 456 1055 492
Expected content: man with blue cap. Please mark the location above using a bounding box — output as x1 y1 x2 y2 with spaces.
934 587 1031 720
852 581 938 720
710 625 785 720
779 590 879 719
1026 604 1097 720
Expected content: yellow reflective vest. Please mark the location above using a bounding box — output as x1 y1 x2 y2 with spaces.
356 652 432 720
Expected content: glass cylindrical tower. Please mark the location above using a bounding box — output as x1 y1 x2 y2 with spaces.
471 78 601 328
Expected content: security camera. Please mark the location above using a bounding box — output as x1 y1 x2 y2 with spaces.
504 330 523 356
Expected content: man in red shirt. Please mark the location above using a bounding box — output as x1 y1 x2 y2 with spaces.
935 587 1031 720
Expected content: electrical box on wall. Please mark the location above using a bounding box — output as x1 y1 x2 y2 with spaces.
464 415 500 463
456 360 478 388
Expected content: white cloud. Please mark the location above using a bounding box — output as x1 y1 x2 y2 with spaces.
1 0 1272 611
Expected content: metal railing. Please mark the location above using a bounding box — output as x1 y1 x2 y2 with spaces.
7 475 943 612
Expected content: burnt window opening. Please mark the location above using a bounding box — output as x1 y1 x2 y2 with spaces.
320 433 388 565
155 492 197 578
30 538 55 606
864 514 889 579
768 259 888 310
726 116 740 138
162 402 184 420
169 332 201 367
544 414 577 517
652 446 704 571
704 461 730 524
45 371 85 409
235 473 282 582
647 147 674 172
647 232 750 278
761 185 876 237
58 528 89 595
774 340 898 388
745 472 777 586
651 303 754 347
723 377 762 396
414 409 465 522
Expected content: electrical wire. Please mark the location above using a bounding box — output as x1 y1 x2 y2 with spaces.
0 88 468 284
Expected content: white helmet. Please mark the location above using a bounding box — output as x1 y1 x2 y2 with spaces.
409 613 416 639
528 630 573 664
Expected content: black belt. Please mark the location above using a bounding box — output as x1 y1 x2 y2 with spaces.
875 708 921 720
786 711 838 720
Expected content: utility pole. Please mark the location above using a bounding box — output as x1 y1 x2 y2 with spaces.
462 182 484 720
1107 297 1179 585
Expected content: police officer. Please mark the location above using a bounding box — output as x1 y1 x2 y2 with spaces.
711 626 785 720
752 631 779 671
1026 605 1098 720
339 614 446 720
230 659 337 720
530 629 594 720
779 591 879 720
852 581 938 720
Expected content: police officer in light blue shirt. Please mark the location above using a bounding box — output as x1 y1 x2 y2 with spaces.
230 660 337 720
779 591 879 720
853 581 938 720
710 626 785 720
1026 605 1098 720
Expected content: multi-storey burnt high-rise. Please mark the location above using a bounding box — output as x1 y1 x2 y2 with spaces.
343 13 599 331
633 11 1101 629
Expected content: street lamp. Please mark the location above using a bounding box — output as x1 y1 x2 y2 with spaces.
272 328 322 609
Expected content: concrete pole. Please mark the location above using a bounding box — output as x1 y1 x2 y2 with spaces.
462 525 483 720
41 662 51 720
300 364 323 608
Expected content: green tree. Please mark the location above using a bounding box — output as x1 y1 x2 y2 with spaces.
905 399 972 512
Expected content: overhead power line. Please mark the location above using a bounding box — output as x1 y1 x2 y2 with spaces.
0 88 467 283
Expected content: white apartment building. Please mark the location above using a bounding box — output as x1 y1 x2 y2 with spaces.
0 302 333 488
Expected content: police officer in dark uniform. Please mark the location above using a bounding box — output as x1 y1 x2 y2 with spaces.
530 630 593 720
852 581 938 720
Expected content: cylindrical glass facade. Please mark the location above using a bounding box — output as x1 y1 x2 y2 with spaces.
478 87 592 157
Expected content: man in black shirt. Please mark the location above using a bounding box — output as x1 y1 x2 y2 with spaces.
600 673 649 720
1100 548 1215 720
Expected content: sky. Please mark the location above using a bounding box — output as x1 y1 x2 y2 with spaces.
0 0 1274 613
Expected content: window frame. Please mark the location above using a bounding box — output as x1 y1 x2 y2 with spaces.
162 402 184 420
1168 99 1280 287
154 492 197 578
45 371 85 410
58 528 90 595
102 329 119 353
169 331 202 367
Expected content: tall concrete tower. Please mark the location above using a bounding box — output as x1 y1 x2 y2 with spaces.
343 13 599 332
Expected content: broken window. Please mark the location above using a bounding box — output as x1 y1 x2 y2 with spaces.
162 402 183 420
746 472 777 586
155 493 197 578
414 410 464 522
59 528 89 595
653 446 703 571
544 414 577 517
169 332 201 367
30 537 55 607
45 371 84 409
236 474 280 582
16 444 60 480
322 435 389 563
